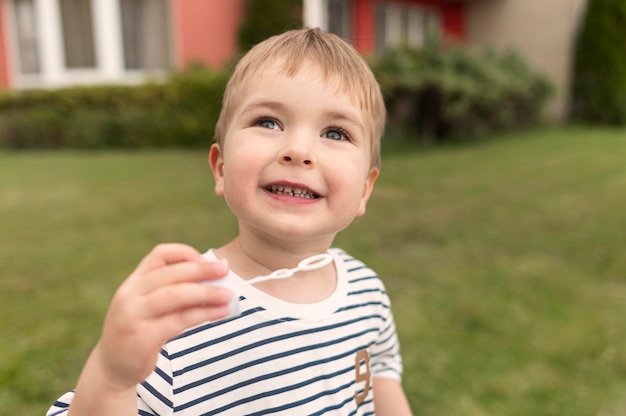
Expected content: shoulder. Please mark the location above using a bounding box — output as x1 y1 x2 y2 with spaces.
329 247 379 279
328 247 376 275
330 247 389 299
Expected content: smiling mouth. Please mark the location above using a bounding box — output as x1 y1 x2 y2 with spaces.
266 184 320 199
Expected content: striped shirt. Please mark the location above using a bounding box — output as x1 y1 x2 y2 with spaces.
48 248 402 415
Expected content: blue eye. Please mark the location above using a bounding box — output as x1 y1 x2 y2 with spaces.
257 119 281 130
324 128 350 141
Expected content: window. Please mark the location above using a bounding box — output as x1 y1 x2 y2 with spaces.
327 0 351 42
120 0 170 70
13 0 40 73
7 0 171 88
60 0 97 68
376 2 440 51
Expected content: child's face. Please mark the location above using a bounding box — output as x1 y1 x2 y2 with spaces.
210 62 379 246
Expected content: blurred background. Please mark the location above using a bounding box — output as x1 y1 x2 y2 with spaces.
1 0 625 415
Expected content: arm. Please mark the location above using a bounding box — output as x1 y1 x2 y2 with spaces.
373 377 413 416
67 244 232 416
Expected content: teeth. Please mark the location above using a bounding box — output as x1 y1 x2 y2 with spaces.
267 185 318 199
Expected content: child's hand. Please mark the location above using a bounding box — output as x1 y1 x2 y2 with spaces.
92 243 232 391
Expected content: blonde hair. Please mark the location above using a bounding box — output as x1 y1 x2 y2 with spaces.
214 27 385 168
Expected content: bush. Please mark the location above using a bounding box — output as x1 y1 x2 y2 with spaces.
371 42 554 144
0 65 229 149
570 0 626 125
238 0 302 52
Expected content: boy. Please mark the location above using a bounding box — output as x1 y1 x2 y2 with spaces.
48 28 412 415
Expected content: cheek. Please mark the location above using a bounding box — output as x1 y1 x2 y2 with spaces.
327 167 368 204
220 153 262 202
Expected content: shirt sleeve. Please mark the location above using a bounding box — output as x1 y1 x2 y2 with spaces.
370 288 404 381
46 391 73 416
136 346 175 416
46 390 158 416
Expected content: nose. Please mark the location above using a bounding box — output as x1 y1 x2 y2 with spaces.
281 154 312 165
278 137 315 167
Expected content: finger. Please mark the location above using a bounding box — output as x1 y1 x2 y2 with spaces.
154 303 233 339
133 243 205 276
143 283 233 318
136 260 229 294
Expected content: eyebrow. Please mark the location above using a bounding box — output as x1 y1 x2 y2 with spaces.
239 101 286 116
324 110 365 134
240 101 365 133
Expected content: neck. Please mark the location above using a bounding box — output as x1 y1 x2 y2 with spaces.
216 232 332 279
214 232 337 303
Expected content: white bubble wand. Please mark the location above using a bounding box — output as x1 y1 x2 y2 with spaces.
207 253 334 320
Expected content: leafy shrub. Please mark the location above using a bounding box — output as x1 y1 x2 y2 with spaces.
238 0 302 52
570 0 626 125
0 65 229 149
371 42 554 144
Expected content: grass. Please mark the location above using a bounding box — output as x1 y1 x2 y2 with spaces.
1 127 626 415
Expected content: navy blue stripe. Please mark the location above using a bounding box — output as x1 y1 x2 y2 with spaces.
170 317 291 360
173 315 384 377
138 410 155 416
373 326 397 351
48 407 69 416
51 401 69 409
347 265 368 273
176 355 358 412
377 319 396 340
153 365 172 385
371 343 397 361
348 288 383 296
173 314 384 377
140 380 172 409
245 378 357 416
174 327 378 393
338 301 386 313
313 393 374 416
197 377 355 415
171 304 266 341
352 398 376 416
349 274 378 284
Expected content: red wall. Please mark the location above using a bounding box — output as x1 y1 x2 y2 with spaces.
351 0 466 55
353 0 376 54
438 1 465 41
0 1 10 88
172 0 244 69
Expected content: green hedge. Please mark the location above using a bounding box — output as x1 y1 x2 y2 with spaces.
570 0 626 125
0 42 553 149
0 66 229 149
371 42 554 144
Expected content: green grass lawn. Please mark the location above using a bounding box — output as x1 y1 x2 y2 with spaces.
1 127 625 415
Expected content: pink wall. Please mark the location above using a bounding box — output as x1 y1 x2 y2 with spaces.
172 0 244 69
0 1 10 88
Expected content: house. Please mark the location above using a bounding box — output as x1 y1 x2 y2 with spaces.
0 0 587 121
0 0 244 90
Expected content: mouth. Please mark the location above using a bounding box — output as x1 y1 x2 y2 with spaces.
265 184 320 199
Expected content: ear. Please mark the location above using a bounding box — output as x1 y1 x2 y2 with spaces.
209 143 225 197
356 167 379 217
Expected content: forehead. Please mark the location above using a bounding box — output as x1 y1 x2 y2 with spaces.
237 58 367 112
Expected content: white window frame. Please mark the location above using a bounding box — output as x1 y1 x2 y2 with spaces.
4 0 171 90
304 0 328 31
376 1 441 51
